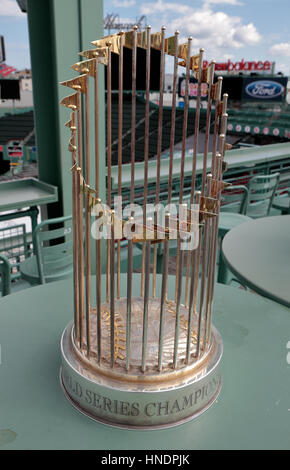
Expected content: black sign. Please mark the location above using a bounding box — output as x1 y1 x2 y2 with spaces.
0 79 20 100
242 76 287 102
106 47 161 91
0 36 5 63
221 76 243 101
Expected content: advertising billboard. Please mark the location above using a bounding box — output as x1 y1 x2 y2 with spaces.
242 76 287 102
203 59 273 74
178 77 208 100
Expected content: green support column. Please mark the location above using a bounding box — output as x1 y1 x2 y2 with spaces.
26 0 106 271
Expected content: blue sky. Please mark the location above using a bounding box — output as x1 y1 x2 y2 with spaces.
1 0 290 74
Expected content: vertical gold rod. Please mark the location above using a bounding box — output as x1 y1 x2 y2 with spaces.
128 29 137 365
85 77 91 357
85 191 91 356
126 217 133 371
179 37 192 206
85 77 90 183
211 76 223 173
203 210 216 349
184 252 190 308
205 100 228 347
158 212 170 371
165 31 179 301
73 166 80 343
95 61 100 198
71 113 79 345
75 168 81 346
141 25 151 297
77 92 85 348
205 162 222 346
202 80 223 349
175 37 192 302
204 156 223 349
190 192 203 359
201 62 215 196
130 26 138 208
117 32 124 300
196 175 212 358
76 168 84 349
220 94 228 137
173 243 184 368
194 226 203 358
190 48 204 204
167 31 179 206
106 43 112 303
153 26 166 298
202 213 214 350
94 61 102 363
110 211 115 368
185 248 195 363
141 239 151 373
184 49 204 309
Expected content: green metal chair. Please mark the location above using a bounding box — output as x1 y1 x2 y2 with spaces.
20 215 73 285
0 254 11 296
272 189 290 215
0 224 31 281
219 185 251 238
245 173 280 218
218 185 252 283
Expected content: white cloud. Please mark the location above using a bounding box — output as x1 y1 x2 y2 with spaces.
205 0 243 5
0 0 24 16
112 0 136 7
140 1 261 60
141 0 243 15
141 0 191 15
270 42 290 57
233 23 261 46
274 62 290 75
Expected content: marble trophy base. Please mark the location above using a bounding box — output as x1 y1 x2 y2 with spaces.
60 297 223 429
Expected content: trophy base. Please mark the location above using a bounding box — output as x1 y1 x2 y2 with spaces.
60 312 223 429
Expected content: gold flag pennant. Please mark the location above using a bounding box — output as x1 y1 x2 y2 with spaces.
211 82 220 100
136 30 163 50
68 136 77 153
72 59 98 78
211 179 231 197
164 35 176 55
79 47 108 65
178 42 189 61
60 93 78 109
92 32 122 54
60 74 87 93
201 66 211 84
65 111 76 129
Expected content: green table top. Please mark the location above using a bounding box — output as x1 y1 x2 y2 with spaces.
0 274 290 450
0 178 58 212
272 196 290 213
222 216 290 308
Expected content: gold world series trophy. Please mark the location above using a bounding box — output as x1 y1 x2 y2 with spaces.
60 26 229 429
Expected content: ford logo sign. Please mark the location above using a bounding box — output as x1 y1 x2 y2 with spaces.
245 80 284 99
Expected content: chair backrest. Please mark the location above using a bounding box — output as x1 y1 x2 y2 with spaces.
246 173 280 218
220 185 248 214
34 215 73 284
0 254 11 296
0 224 30 280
